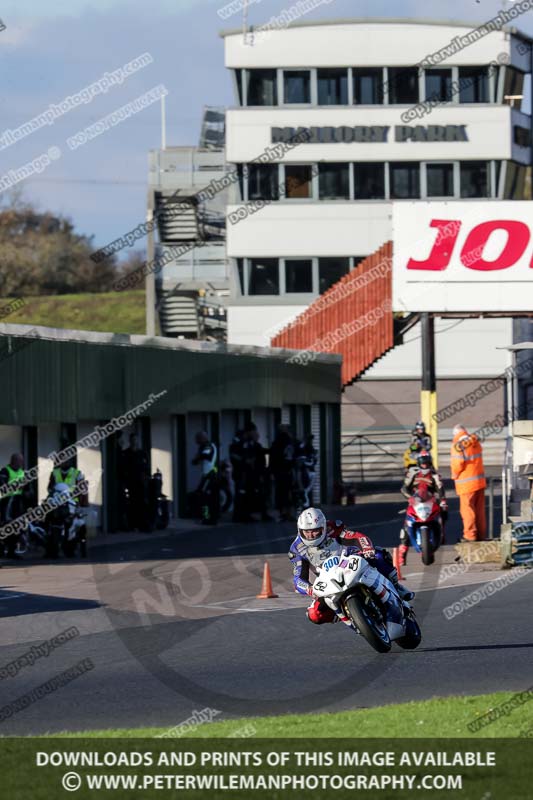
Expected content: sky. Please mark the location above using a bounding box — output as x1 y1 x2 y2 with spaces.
0 0 531 257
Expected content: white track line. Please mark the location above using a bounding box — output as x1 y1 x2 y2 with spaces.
220 536 291 552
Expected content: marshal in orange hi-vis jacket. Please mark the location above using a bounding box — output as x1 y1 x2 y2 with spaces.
450 425 487 542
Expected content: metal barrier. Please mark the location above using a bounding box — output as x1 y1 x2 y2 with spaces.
341 428 507 484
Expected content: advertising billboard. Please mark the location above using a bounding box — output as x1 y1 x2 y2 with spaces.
392 201 533 312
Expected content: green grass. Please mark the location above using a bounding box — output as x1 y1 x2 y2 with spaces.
3 695 532 799
39 692 533 738
4 290 146 334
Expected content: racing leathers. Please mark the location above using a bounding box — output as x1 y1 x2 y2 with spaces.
288 520 412 625
399 469 447 563
401 466 445 502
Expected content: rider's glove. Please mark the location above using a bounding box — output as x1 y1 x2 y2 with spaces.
440 500 448 510
306 585 315 597
343 531 375 559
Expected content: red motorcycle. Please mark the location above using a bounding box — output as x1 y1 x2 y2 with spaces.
404 485 445 566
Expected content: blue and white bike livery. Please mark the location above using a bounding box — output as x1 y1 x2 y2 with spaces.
313 548 421 653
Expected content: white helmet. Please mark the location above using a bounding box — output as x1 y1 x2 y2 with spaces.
297 507 327 548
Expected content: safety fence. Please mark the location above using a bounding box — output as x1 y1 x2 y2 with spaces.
341 428 506 483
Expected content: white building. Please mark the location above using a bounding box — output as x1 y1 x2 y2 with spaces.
221 18 531 393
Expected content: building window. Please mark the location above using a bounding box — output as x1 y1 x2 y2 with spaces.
504 161 528 199
459 67 489 103
247 164 279 201
503 66 525 108
285 259 313 293
234 70 244 105
284 165 313 198
236 258 244 294
390 162 420 198
236 164 245 200
514 126 530 148
388 67 419 104
353 68 383 104
248 258 279 295
425 68 453 102
495 160 502 197
283 70 311 104
319 258 350 294
318 68 348 105
318 163 350 199
354 163 385 199
426 163 455 197
460 161 490 197
247 69 277 105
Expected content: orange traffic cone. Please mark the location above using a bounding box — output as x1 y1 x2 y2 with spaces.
393 547 403 581
256 561 278 599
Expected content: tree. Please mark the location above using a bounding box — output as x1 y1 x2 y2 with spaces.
0 192 118 296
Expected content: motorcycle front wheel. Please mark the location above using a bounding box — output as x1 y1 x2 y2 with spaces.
420 526 434 565
344 590 391 653
396 609 422 650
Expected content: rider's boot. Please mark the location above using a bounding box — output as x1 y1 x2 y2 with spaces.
396 583 415 602
399 529 409 567
388 564 415 601
373 547 415 601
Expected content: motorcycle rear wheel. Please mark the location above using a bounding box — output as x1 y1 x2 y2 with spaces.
62 539 76 558
344 591 391 653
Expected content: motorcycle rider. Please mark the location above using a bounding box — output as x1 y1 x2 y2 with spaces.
399 450 447 565
288 508 414 626
403 441 420 472
191 431 219 525
411 420 432 452
401 450 446 502
0 453 31 560
403 421 431 472
47 456 88 557
48 455 88 504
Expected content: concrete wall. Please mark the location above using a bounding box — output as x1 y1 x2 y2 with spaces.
342 377 507 479
77 422 103 534
343 378 507 431
0 425 22 468
224 22 512 69
37 424 60 503
512 420 533 467
227 304 308 346
365 318 513 379
219 410 239 462
227 204 392 258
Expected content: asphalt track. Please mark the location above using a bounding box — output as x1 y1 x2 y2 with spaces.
0 492 531 736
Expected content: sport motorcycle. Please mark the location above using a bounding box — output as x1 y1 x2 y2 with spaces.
403 488 444 566
312 549 421 653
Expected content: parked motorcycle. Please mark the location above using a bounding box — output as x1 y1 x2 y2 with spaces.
45 483 87 558
312 549 421 653
15 522 48 556
403 486 444 566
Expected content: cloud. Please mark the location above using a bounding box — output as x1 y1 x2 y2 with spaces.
2 0 532 250
0 19 37 45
